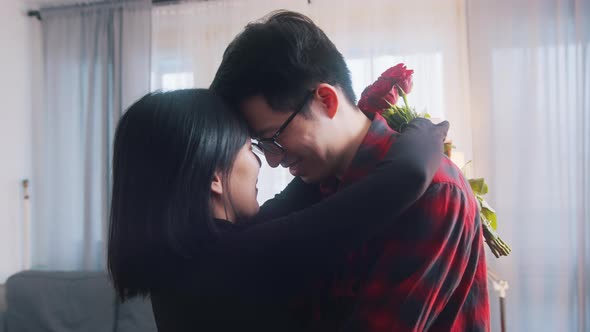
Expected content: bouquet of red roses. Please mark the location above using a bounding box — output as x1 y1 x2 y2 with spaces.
358 63 511 258
358 64 427 132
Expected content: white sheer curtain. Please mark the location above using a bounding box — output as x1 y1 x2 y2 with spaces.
467 0 590 331
32 0 151 270
151 0 473 203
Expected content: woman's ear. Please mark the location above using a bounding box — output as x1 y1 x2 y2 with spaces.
211 172 223 195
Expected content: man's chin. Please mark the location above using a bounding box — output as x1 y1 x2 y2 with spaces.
298 173 323 184
299 175 312 183
294 164 330 183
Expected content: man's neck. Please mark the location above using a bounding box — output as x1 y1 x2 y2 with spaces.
333 108 372 179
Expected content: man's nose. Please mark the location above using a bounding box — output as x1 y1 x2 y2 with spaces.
264 151 283 168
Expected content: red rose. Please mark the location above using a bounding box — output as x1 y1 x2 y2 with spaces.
357 77 399 114
380 63 414 94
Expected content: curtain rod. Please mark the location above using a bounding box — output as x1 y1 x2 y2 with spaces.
26 0 204 20
27 0 311 20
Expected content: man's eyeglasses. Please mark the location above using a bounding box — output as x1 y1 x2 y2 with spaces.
253 90 315 155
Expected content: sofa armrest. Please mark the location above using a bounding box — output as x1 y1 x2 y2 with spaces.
0 310 6 332
5 271 116 331
0 283 5 332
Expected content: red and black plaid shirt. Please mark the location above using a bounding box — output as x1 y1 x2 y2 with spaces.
313 114 491 331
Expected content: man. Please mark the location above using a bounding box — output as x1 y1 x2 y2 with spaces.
211 11 490 331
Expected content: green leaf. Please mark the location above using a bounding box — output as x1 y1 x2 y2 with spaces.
469 178 489 195
482 208 497 231
478 196 497 230
479 197 496 214
475 193 497 231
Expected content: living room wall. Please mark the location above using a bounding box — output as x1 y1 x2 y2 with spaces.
0 0 41 283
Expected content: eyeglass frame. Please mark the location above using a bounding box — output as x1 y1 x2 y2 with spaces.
253 90 315 155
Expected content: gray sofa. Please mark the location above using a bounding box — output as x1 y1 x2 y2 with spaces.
0 271 156 332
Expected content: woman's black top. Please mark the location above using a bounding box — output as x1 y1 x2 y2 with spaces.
150 119 447 331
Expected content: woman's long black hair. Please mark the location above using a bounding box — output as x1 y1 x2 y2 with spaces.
107 89 249 300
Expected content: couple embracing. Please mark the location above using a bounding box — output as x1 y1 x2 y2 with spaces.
108 10 490 332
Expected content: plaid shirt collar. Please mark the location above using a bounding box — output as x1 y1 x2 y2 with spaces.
320 113 398 196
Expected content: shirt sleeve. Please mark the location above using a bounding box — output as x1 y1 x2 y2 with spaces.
342 183 477 332
247 177 322 224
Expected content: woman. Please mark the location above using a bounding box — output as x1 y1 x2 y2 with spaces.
108 89 447 331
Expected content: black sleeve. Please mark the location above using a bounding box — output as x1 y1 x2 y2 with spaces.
250 177 321 223
216 119 448 284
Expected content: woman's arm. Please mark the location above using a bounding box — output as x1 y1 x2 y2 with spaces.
249 177 321 223
216 119 448 283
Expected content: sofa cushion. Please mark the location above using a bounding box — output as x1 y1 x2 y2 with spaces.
116 296 157 332
0 310 5 332
5 271 116 332
0 284 6 312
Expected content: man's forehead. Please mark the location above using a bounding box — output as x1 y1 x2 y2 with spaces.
247 125 276 139
240 96 285 137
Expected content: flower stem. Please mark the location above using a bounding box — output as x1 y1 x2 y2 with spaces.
398 85 410 109
482 219 512 258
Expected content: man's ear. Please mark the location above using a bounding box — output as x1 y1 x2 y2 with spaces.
315 83 339 119
211 172 223 195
